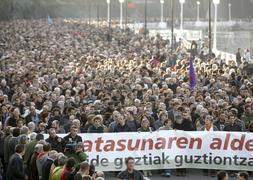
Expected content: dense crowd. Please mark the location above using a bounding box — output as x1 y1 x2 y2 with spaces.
0 18 252 180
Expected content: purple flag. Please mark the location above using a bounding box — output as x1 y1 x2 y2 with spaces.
189 55 197 89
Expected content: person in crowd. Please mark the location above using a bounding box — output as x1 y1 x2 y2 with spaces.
7 127 20 160
63 126 82 145
24 133 44 171
50 154 68 180
117 157 144 180
201 115 219 131
138 116 153 133
36 143 51 180
51 120 66 134
159 119 173 131
46 128 65 153
6 144 27 180
113 114 132 132
237 172 249 180
125 108 140 132
87 115 105 133
214 113 227 131
65 142 87 168
74 161 90 180
155 111 169 130
224 113 243 132
41 150 58 180
60 158 76 180
29 143 44 180
217 171 229 180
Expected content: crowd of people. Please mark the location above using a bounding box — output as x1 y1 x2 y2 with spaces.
0 18 252 180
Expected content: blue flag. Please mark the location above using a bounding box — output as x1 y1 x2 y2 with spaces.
47 15 53 26
189 55 197 89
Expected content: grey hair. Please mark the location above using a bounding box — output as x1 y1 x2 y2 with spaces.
58 155 68 166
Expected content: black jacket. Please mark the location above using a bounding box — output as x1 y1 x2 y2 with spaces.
174 119 195 131
46 136 65 152
6 153 26 180
114 123 132 132
63 134 82 145
41 158 54 180
117 170 144 180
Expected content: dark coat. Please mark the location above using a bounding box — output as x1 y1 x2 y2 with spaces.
63 134 82 145
117 170 144 180
6 153 26 180
174 119 195 131
46 136 65 153
28 152 39 180
41 158 54 180
114 123 132 132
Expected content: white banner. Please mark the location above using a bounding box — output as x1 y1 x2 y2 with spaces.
45 131 253 171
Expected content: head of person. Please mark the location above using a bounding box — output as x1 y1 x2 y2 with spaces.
18 134 28 145
43 143 51 153
12 127 20 137
48 128 57 138
163 119 172 128
79 161 90 174
93 115 103 128
205 115 214 127
95 171 104 179
17 119 24 128
70 125 78 137
36 133 44 142
72 119 81 129
65 158 76 172
237 172 249 180
140 116 150 130
58 155 68 166
15 144 25 156
159 111 168 122
27 122 35 133
20 126 29 135
217 171 228 180
125 157 135 172
76 142 84 152
48 150 58 160
118 114 126 126
228 112 236 124
51 120 60 129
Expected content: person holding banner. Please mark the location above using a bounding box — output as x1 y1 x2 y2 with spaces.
201 115 218 177
117 157 144 180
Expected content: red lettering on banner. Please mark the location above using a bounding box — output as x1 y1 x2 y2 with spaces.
104 140 115 152
210 138 222 150
167 137 177 148
95 137 104 152
116 139 126 151
141 139 153 150
154 138 166 149
245 140 253 151
231 134 245 151
189 138 202 149
224 134 230 150
177 137 188 148
83 140 92 152
127 139 141 151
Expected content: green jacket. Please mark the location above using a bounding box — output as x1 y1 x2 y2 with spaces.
51 167 63 180
24 140 37 166
66 151 87 168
